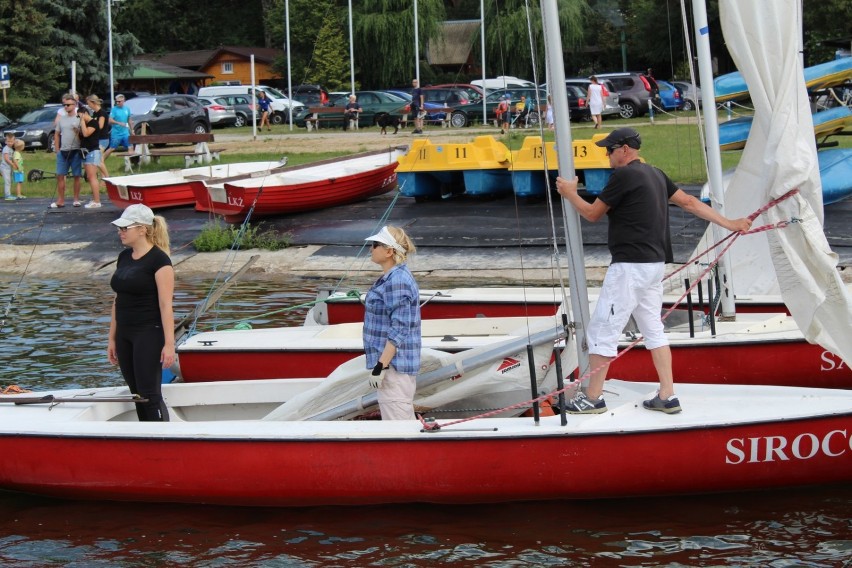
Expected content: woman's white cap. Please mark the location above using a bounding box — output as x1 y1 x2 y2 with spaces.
112 204 154 227
365 226 404 252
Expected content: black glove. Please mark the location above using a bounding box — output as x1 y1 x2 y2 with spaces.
369 362 388 389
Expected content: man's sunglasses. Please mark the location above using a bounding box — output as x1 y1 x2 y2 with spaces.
606 144 623 156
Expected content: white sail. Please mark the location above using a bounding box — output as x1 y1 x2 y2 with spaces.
716 0 852 367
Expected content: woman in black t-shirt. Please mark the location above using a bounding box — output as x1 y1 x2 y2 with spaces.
78 105 103 208
108 204 175 421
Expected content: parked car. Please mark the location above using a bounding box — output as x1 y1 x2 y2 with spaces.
215 94 257 127
288 84 329 106
384 90 448 122
197 85 304 124
561 78 621 118
3 105 61 152
125 95 211 135
671 80 701 111
294 90 410 129
428 83 484 103
196 96 238 128
421 86 473 106
596 72 657 119
656 80 684 111
0 111 11 130
471 76 536 90
447 87 547 128
564 85 592 121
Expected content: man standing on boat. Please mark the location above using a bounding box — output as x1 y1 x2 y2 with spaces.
555 127 752 415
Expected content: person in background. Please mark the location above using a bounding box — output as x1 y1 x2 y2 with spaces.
12 139 26 199
587 76 604 129
513 96 528 128
108 204 175 422
257 91 272 131
410 79 425 134
1 132 15 201
103 94 132 161
51 93 84 208
545 94 555 130
363 225 421 420
78 105 103 208
496 95 511 134
555 127 752 415
343 94 362 131
86 94 111 178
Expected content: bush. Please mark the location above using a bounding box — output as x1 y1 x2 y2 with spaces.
0 97 49 121
193 221 291 252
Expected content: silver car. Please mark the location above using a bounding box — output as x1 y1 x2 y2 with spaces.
671 81 701 111
197 96 238 128
564 78 621 118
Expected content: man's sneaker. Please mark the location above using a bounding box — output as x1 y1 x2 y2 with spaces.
4 196 16 201
643 394 682 414
564 392 607 414
84 201 102 209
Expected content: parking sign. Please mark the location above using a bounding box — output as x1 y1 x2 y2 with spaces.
0 64 9 89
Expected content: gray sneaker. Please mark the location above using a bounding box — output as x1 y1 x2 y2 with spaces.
564 392 607 414
643 394 682 414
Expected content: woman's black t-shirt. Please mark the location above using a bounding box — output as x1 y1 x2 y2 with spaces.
81 116 101 151
110 246 172 327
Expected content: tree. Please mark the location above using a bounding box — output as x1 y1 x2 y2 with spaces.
354 0 447 88
0 0 64 101
307 13 353 91
40 0 135 95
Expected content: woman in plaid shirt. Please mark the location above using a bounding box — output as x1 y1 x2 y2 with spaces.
362 226 421 420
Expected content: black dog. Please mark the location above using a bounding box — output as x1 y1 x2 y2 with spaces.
374 113 400 135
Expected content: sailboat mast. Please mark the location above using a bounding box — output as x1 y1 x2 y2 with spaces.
540 0 591 379
692 0 737 317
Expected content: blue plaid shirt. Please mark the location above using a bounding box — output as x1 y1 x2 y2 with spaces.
363 264 421 375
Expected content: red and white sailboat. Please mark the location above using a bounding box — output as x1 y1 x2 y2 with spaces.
0 0 848 508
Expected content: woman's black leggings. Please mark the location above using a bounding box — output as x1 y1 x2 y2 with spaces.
114 324 170 421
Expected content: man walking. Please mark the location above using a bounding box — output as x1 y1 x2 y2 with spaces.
555 127 752 414
50 94 83 208
410 79 425 134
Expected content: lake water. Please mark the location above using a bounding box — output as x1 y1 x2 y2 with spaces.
0 274 850 566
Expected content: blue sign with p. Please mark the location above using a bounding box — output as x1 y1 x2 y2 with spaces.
0 64 9 81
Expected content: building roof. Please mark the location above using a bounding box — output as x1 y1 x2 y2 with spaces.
427 20 480 66
138 47 283 71
118 59 213 80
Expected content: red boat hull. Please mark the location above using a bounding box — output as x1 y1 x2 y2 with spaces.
104 180 199 210
177 337 851 388
213 163 399 222
0 415 848 506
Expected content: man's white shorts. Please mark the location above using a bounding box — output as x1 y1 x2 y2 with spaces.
585 262 668 357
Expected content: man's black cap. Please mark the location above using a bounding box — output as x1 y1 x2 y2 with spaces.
594 127 641 149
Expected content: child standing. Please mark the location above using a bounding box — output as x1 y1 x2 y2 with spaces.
1 133 15 201
13 140 25 199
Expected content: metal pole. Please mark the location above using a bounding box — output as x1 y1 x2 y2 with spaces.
348 0 355 95
286 0 293 130
540 0 591 381
414 0 420 83
481 0 487 123
107 0 114 104
250 55 257 140
692 0 736 318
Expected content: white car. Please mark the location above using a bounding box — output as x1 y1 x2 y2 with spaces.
196 96 237 128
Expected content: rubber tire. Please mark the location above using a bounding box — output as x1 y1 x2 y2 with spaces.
526 111 540 127
450 111 468 128
193 122 209 134
234 114 247 128
271 112 285 125
682 99 695 111
47 133 56 153
28 169 44 182
619 101 638 119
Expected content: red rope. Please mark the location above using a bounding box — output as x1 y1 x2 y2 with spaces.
421 189 802 431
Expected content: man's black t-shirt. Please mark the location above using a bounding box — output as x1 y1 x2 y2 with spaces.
598 159 678 263
411 87 423 110
110 246 172 327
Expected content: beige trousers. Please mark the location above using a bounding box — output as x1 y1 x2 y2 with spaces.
377 367 416 420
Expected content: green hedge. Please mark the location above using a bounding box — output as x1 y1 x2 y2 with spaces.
0 98 49 121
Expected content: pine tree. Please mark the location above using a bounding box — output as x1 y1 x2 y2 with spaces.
307 13 352 91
